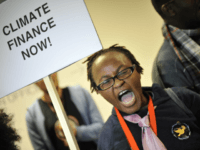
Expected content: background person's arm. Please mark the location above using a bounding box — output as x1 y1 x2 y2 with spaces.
76 88 104 144
26 109 49 150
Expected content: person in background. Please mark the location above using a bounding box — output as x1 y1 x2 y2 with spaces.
151 0 200 93
0 109 21 150
26 73 104 150
84 44 200 150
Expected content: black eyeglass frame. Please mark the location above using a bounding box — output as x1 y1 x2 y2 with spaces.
96 64 136 91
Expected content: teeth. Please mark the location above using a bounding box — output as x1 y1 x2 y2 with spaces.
123 98 133 104
119 90 128 96
118 90 129 101
119 90 129 96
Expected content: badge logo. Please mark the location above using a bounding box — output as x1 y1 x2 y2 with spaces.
172 121 191 140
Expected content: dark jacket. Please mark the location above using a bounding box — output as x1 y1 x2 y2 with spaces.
152 39 194 89
98 84 200 150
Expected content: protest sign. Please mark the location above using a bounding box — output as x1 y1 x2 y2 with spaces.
0 0 102 149
0 0 102 98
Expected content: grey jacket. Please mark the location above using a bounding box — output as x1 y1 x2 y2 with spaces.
26 85 104 150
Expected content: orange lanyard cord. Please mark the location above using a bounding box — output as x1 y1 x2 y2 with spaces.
115 107 139 150
148 96 157 135
115 95 157 150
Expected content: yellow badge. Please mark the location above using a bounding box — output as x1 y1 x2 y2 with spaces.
172 121 191 140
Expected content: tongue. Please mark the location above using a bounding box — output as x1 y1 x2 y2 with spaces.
121 92 134 103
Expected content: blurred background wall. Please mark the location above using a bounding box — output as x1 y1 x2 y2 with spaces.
0 0 163 149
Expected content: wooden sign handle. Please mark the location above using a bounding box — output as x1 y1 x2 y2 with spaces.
43 75 80 150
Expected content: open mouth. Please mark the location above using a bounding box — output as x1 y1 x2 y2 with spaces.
118 90 135 105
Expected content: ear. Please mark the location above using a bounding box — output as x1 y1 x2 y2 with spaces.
161 3 175 17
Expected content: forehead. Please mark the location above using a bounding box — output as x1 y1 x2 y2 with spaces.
94 51 131 67
92 51 132 81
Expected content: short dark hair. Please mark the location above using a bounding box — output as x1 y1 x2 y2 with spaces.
0 109 21 150
83 44 143 92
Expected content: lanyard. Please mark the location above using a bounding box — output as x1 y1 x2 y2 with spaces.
115 95 157 150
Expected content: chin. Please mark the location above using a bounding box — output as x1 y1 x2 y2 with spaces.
121 107 138 114
125 110 135 114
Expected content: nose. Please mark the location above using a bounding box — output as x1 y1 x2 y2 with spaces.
113 78 124 88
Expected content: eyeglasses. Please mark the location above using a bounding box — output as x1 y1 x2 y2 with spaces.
96 64 136 91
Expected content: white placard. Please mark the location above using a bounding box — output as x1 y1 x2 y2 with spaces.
0 0 102 98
